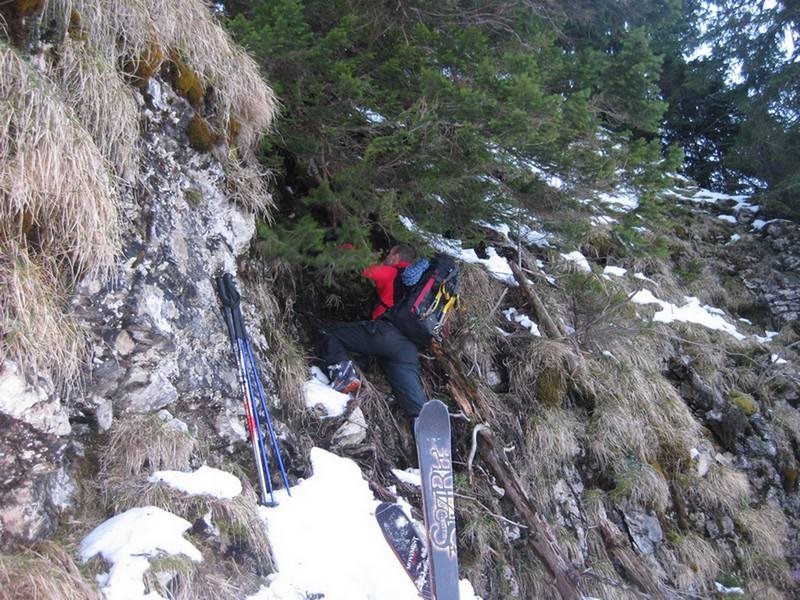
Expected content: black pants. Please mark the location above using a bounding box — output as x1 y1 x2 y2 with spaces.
320 320 427 418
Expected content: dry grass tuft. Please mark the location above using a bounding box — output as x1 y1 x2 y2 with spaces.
99 413 196 487
45 0 277 156
143 555 260 600
521 406 584 508
673 533 721 592
249 280 308 421
0 243 84 380
584 358 699 471
508 338 579 407
0 41 120 274
224 153 274 217
610 459 671 513
112 477 273 574
737 502 789 560
691 464 751 516
0 541 101 600
745 581 790 599
46 40 139 182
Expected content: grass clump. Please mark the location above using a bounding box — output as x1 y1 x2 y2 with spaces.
0 243 84 381
691 464 751 516
46 40 139 182
124 36 164 85
508 338 579 408
672 533 721 592
45 0 277 157
98 413 196 488
0 541 100 600
248 279 309 422
610 459 671 513
0 41 120 274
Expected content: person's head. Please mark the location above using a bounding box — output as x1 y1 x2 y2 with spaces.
384 244 417 265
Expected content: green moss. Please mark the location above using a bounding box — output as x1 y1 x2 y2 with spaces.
665 529 684 545
536 366 564 407
227 118 242 144
728 390 759 416
126 39 164 85
184 187 203 205
16 0 44 17
170 52 205 108
187 115 217 152
67 9 88 41
783 467 797 493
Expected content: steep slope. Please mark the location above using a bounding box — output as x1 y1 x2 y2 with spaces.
1 2 798 600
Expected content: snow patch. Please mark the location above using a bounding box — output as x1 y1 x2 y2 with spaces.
634 272 657 284
591 215 617 226
391 468 422 487
400 216 516 285
595 189 639 212
714 581 744 595
718 214 737 224
304 377 350 417
560 251 592 273
603 266 627 278
148 466 242 499
253 448 481 600
631 290 745 340
503 307 542 336
80 506 202 600
755 331 779 343
752 218 779 231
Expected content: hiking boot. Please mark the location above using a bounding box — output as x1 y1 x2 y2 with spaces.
327 360 361 394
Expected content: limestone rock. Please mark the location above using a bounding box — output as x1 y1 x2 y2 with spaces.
0 413 73 547
622 507 663 555
330 407 368 450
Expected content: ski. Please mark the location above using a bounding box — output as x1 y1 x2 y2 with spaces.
415 400 460 600
375 502 432 599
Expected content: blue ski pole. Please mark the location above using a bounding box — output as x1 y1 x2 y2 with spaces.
243 339 291 495
217 274 275 506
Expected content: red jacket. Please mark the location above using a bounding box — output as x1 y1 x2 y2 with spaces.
363 261 410 319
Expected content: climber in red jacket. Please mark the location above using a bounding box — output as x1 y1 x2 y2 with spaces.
320 244 428 418
362 246 413 319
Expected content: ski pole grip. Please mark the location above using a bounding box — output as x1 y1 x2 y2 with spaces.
217 273 241 308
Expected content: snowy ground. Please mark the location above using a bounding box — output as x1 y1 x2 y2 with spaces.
80 450 481 600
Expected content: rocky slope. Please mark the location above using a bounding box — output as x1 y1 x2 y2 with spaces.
1 2 799 599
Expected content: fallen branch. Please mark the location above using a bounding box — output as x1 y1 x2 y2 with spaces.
467 423 490 481
509 259 566 339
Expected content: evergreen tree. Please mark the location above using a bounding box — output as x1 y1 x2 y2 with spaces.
223 1 683 269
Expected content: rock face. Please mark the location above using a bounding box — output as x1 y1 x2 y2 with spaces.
742 220 800 327
0 413 73 546
0 75 272 548
71 77 263 441
0 364 73 546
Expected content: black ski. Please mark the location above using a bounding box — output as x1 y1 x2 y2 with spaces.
415 400 460 600
375 502 432 599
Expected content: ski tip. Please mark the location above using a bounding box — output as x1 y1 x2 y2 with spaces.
418 399 450 420
375 501 394 515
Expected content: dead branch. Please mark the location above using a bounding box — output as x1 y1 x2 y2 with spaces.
509 259 566 339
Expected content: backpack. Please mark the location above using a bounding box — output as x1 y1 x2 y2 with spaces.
386 254 460 347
